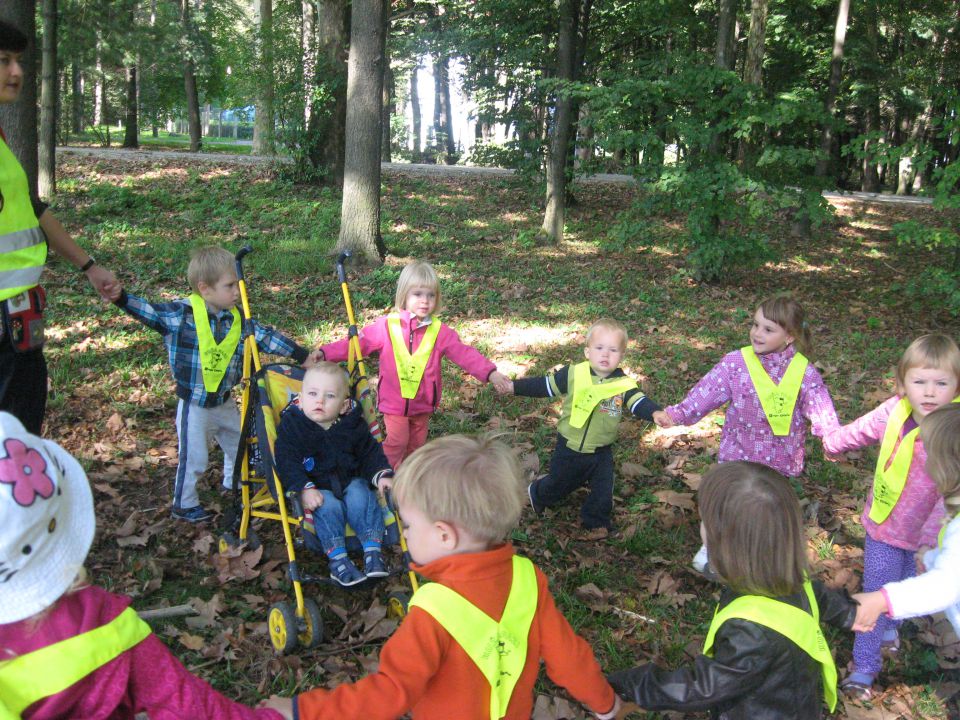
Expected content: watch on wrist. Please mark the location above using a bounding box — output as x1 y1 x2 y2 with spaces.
79 257 96 272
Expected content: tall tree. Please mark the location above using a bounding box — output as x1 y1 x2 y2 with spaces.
410 63 422 162
0 3 39 202
39 0 57 197
310 0 348 184
253 0 275 155
181 0 202 152
335 0 387 263
815 0 851 180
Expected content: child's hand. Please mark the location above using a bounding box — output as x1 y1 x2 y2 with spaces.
652 410 674 428
377 474 394 494
851 590 888 632
303 349 324 368
916 545 933 573
302 488 324 511
489 371 513 395
259 696 294 719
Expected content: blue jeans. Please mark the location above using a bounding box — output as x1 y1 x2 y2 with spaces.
304 477 384 555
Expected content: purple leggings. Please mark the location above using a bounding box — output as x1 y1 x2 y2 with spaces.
853 534 917 675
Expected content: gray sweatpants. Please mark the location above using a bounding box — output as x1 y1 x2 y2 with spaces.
173 399 241 510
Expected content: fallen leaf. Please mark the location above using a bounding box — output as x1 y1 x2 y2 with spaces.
654 490 695 511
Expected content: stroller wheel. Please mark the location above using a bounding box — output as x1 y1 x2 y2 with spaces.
298 598 324 649
386 592 410 620
268 602 299 654
218 529 261 554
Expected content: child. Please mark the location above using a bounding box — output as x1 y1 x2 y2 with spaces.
609 462 857 719
503 318 662 539
0 412 282 719
823 333 960 699
852 404 960 639
318 260 510 469
655 296 839 570
114 246 318 522
274 363 394 587
262 434 622 720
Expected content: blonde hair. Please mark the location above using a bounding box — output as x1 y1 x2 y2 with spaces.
896 334 960 392
393 434 524 543
698 462 807 597
586 318 628 350
302 362 350 399
921 404 960 511
187 246 235 293
394 260 441 313
757 295 811 357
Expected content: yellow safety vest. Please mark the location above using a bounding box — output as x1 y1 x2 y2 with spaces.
0 137 47 303
569 361 638 429
387 313 441 399
703 580 838 712
409 555 538 720
189 293 241 393
0 607 152 718
869 396 960 524
741 347 809 436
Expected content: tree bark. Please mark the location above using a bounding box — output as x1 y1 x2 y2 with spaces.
302 0 317 127
123 65 139 148
311 0 348 185
0 3 39 203
860 0 880 192
815 0 851 180
93 44 104 126
714 0 737 71
253 0 275 155
181 0 202 152
410 62 422 162
335 0 387 264
39 0 57 198
742 0 768 87
432 54 455 163
381 59 394 162
71 62 83 135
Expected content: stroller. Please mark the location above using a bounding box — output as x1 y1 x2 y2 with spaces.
219 247 415 653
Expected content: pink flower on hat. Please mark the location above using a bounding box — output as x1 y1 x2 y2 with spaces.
0 438 54 507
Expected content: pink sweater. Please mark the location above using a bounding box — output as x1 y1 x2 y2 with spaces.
665 346 839 477
321 310 496 417
823 395 944 551
0 586 281 720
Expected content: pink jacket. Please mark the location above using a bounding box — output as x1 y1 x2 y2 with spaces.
0 586 281 720
321 311 497 417
823 395 944 551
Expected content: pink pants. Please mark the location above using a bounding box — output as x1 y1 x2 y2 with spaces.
382 413 431 469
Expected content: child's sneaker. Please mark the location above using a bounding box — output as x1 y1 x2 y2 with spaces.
363 550 389 578
527 482 544 516
171 505 212 523
329 558 365 587
692 544 709 573
840 671 874 701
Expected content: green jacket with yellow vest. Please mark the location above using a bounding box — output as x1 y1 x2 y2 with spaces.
513 363 660 453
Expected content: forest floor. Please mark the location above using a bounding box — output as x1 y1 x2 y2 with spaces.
42 153 959 719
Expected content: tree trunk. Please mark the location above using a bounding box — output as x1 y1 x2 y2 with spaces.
714 0 737 71
335 0 387 264
432 54 455 163
742 0 768 87
0 3 39 202
253 0 275 155
860 0 880 192
381 59 394 162
815 0 851 180
71 62 82 134
302 0 316 127
410 62 422 162
123 65 139 148
39 0 57 198
311 0 348 185
93 44 104 126
181 0 202 152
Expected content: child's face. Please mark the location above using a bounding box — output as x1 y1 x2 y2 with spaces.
198 271 240 312
903 365 958 421
749 308 794 355
584 328 624 378
0 51 24 105
300 373 351 427
398 500 448 565
404 285 437 321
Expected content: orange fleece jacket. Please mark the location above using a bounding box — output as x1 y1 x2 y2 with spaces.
296 543 616 720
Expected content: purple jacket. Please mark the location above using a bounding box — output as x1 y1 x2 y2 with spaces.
823 395 945 551
665 346 839 477
321 310 497 417
0 585 281 720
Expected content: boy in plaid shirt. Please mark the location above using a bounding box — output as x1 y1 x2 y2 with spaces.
114 246 319 522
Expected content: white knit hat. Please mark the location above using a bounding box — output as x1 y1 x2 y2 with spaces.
0 412 95 624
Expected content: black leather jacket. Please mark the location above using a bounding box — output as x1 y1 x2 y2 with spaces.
609 581 856 720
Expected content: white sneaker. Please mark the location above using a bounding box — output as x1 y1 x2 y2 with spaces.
692 544 709 573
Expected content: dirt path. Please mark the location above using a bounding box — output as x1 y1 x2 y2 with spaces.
57 145 933 204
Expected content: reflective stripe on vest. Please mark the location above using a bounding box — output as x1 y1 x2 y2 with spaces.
869 396 960 524
741 347 808 436
569 361 638 429
189 294 241 393
0 137 47 302
409 555 538 720
703 581 838 712
0 607 152 716
387 313 441 399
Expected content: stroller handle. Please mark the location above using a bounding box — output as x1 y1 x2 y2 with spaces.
336 251 352 284
235 245 254 281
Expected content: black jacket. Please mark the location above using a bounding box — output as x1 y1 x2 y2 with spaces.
608 581 856 720
274 400 391 499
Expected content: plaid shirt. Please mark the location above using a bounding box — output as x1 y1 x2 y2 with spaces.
116 291 308 408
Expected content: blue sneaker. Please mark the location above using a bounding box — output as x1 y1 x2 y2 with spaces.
329 557 365 587
363 550 389 578
527 482 544 516
171 505 212 523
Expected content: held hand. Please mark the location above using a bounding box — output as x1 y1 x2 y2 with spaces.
915 545 933 574
615 700 641 719
377 474 394 494
303 349 325 368
86 265 121 302
489 371 513 395
302 488 324 511
652 410 674 428
851 591 888 632
259 696 294 719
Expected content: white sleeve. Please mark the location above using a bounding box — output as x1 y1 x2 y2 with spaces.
885 515 960 621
